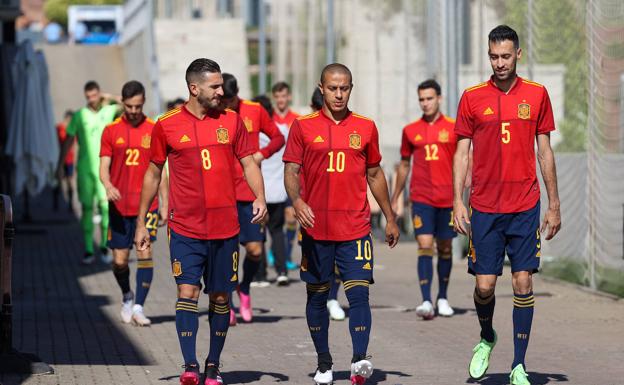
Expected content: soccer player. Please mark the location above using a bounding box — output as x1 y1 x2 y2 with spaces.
453 25 561 385
391 79 457 319
263 81 300 285
134 58 267 385
220 73 284 323
53 109 75 212
284 63 400 385
57 81 121 264
100 80 168 326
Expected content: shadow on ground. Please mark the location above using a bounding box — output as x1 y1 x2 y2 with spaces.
466 372 568 385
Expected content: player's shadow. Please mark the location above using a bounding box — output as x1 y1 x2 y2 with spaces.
466 372 568 385
309 369 412 384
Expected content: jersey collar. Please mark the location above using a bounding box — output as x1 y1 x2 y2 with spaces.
421 112 445 126
319 108 352 126
181 104 224 121
488 75 523 95
121 113 146 128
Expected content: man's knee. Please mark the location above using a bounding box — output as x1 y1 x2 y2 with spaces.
178 284 201 300
245 242 263 259
209 292 230 304
475 278 496 297
512 271 533 294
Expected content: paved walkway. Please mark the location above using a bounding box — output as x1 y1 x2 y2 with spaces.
1 196 623 385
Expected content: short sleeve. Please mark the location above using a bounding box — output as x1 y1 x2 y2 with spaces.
537 87 556 135
150 121 168 165
259 107 285 158
282 119 304 165
99 126 113 157
65 111 80 137
453 92 474 138
399 127 413 158
366 123 382 168
234 115 254 159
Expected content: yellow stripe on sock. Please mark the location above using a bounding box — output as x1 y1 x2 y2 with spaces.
418 248 434 256
473 291 494 305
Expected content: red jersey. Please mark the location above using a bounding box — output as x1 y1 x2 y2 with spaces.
400 113 456 208
57 123 75 165
454 77 555 213
150 106 254 240
234 99 285 202
100 115 158 216
273 109 300 127
283 110 382 241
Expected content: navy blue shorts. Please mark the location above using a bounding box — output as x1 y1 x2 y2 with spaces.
468 202 541 276
300 232 374 284
168 228 239 293
237 201 265 244
411 201 457 239
107 205 158 249
64 164 74 177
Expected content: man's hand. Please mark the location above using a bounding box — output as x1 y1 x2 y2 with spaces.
134 223 151 251
541 206 561 240
251 198 268 224
293 198 315 228
252 152 264 166
105 184 121 201
453 200 470 235
385 219 400 248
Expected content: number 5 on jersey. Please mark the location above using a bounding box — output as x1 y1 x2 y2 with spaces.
501 122 511 144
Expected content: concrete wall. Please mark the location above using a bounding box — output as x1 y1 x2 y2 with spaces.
41 45 127 122
154 18 251 105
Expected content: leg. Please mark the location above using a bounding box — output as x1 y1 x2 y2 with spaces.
96 178 109 255
416 235 434 303
511 271 534 370
112 249 131 296
474 274 497 342
207 292 231 366
268 203 287 278
327 268 345 321
343 281 371 360
412 202 437 317
176 284 201 366
436 238 453 300
135 247 154 306
77 171 96 256
240 241 262 294
284 205 297 263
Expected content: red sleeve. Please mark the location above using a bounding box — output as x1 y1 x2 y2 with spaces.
454 92 474 138
537 87 556 134
366 123 382 168
282 119 304 165
234 115 255 159
259 107 285 158
99 126 113 157
150 121 168 165
399 127 413 158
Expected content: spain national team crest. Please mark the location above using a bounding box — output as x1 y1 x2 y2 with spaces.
413 215 423 229
172 261 182 277
438 129 449 143
518 103 531 120
216 127 229 144
243 117 253 132
349 133 362 149
141 134 151 149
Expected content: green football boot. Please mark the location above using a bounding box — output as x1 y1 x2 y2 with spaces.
510 364 531 385
468 330 497 379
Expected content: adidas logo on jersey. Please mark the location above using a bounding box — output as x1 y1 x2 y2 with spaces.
483 107 494 115
414 134 423 141
363 262 372 270
313 135 325 143
115 137 125 144
179 134 191 143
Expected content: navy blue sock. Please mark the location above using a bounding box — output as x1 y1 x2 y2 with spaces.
306 283 331 354
207 301 231 365
285 225 297 261
474 289 496 343
343 281 371 357
512 292 534 369
135 258 154 306
175 298 199 366
328 277 340 301
239 256 260 295
437 253 452 300
417 252 433 302
112 263 131 295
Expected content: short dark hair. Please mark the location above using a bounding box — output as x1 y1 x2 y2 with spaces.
64 109 74 118
222 73 239 98
185 58 221 85
121 80 145 100
488 25 519 50
252 94 273 118
320 63 352 85
166 100 175 110
272 81 291 94
84 81 99 92
417 79 441 96
310 88 323 110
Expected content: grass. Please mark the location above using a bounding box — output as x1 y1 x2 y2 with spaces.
541 258 624 297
